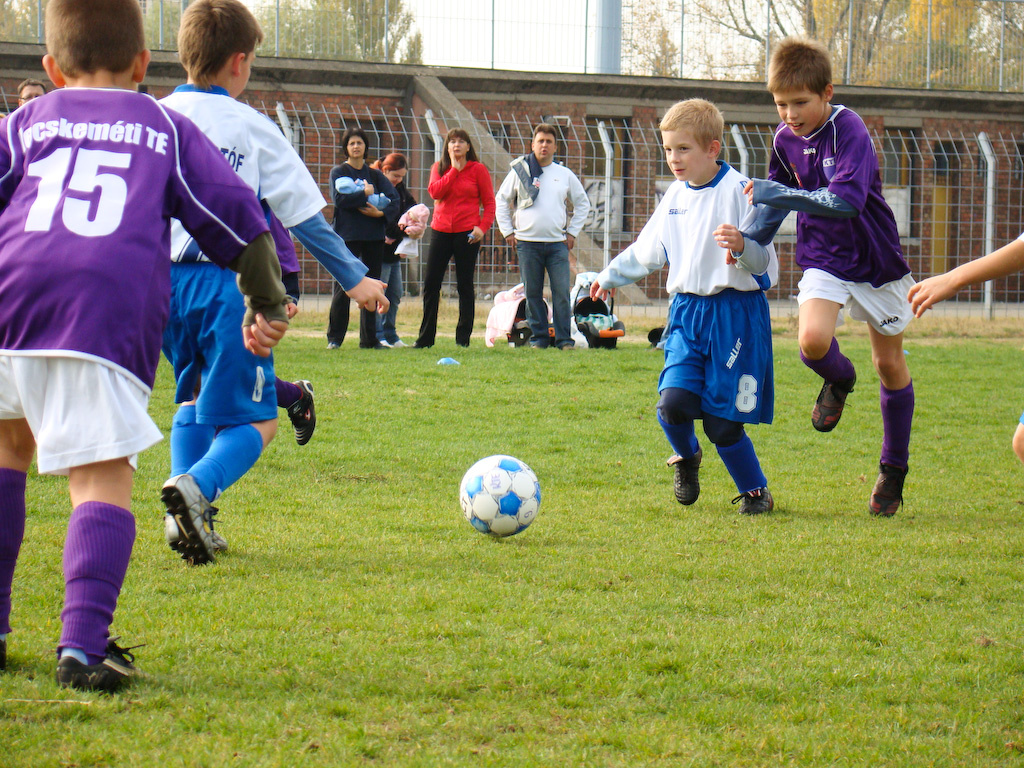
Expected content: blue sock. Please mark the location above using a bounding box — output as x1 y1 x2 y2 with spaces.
187 424 264 502
59 647 88 665
716 433 768 494
657 412 700 458
170 405 216 478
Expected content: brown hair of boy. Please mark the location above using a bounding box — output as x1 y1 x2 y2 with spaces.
659 99 724 150
45 0 145 77
178 0 264 89
767 37 833 95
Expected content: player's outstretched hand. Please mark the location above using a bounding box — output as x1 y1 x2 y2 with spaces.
589 278 612 302
714 223 744 264
346 276 391 314
244 313 288 357
908 274 958 318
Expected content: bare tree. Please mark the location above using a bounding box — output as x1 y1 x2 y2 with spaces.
623 0 681 77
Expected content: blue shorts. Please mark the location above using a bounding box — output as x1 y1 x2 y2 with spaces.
162 262 277 426
659 289 774 425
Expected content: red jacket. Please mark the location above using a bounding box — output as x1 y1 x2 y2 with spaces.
428 160 496 234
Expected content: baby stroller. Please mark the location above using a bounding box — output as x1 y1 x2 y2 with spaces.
570 272 626 349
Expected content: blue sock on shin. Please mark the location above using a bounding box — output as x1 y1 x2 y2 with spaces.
170 405 216 478
716 433 768 494
187 424 264 502
657 412 700 459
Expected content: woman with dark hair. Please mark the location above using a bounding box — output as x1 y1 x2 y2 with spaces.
372 152 417 347
414 128 495 348
327 127 399 349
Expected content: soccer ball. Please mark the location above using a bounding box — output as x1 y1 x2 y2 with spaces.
459 455 541 537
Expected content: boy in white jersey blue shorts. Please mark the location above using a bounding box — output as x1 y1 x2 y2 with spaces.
591 99 779 514
159 0 388 565
0 0 289 690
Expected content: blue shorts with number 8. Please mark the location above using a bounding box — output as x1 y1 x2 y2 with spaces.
658 289 774 425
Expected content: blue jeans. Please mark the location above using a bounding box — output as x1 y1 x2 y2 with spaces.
517 239 572 348
376 260 404 344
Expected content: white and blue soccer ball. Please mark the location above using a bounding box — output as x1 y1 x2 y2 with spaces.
459 455 541 537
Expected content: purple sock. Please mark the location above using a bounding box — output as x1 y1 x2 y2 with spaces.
880 381 914 469
276 379 301 409
0 469 27 635
59 502 135 665
800 337 856 383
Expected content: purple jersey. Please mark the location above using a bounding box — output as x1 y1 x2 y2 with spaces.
266 206 299 275
0 88 269 387
769 105 909 287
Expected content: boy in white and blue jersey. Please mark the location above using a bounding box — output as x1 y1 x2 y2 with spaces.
0 0 289 690
591 99 779 515
158 0 389 565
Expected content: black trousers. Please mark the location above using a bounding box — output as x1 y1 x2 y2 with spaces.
416 229 479 347
327 239 384 347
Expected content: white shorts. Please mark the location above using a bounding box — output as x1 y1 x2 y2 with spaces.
0 354 162 475
797 268 915 336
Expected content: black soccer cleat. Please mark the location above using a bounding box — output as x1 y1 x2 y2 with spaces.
870 463 907 517
732 487 774 515
811 372 857 432
286 380 316 446
55 638 140 693
667 449 702 506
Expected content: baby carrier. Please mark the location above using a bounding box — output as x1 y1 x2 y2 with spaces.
484 283 552 347
570 272 626 349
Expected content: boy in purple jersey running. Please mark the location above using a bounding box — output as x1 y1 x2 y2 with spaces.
0 0 289 691
744 37 915 516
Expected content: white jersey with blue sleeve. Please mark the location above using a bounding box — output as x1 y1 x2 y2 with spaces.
161 86 324 262
598 162 778 296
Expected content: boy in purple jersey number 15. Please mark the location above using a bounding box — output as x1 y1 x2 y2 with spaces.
743 37 916 517
0 0 288 692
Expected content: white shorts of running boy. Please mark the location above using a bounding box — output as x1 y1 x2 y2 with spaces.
0 355 162 475
797 268 916 336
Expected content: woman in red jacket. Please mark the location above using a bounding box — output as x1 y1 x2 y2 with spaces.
414 128 496 348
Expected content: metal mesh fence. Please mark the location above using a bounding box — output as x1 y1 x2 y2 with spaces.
3 85 1023 317
5 0 1024 91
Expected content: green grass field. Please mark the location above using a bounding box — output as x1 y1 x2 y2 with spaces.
3 306 1024 767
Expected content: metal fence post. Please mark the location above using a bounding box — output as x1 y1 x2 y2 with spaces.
926 0 932 89
978 132 996 319
845 0 853 83
597 120 613 269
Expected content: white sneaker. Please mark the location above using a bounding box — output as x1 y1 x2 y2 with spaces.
391 339 407 348
378 339 394 348
161 474 219 565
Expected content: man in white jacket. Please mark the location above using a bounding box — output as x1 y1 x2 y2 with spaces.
496 124 590 349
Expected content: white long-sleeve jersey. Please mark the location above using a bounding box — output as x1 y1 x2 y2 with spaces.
598 163 778 296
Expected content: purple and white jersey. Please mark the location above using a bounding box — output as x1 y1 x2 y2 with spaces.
769 105 909 287
0 88 269 388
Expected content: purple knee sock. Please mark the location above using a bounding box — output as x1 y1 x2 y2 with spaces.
880 381 914 469
0 469 27 635
276 379 301 409
59 502 135 664
800 337 856 383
